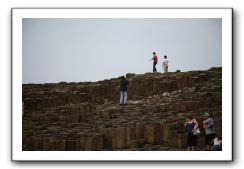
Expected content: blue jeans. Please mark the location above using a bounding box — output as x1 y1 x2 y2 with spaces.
120 91 127 105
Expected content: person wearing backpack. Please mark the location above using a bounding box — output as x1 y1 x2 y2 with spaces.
184 113 200 151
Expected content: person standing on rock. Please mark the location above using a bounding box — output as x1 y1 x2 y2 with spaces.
203 112 216 150
184 113 200 151
149 52 158 72
162 55 169 73
119 76 129 107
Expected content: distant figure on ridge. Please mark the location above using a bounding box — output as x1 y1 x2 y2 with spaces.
184 113 200 151
162 55 169 73
149 52 158 72
119 76 129 107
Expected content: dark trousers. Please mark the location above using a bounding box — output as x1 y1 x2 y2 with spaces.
153 60 157 72
213 145 222 151
187 132 198 146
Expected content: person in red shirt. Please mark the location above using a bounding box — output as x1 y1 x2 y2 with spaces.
149 52 158 72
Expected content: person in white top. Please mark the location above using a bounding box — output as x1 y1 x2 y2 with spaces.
210 133 222 151
162 55 169 73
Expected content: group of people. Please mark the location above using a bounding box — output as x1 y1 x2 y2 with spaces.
22 52 165 114
119 78 222 151
184 112 222 151
119 51 168 106
149 52 169 73
119 52 222 151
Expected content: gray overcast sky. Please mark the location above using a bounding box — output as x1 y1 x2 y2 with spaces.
22 18 222 84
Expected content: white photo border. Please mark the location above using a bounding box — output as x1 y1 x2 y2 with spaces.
12 8 233 161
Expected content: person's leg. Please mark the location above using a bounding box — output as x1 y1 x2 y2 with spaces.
120 91 123 105
155 61 157 72
213 145 222 151
166 65 168 73
187 133 192 151
219 144 222 151
190 133 194 151
192 135 197 151
206 134 211 150
205 134 208 150
153 61 157 72
123 91 128 105
153 61 156 72
122 91 125 105
210 134 216 150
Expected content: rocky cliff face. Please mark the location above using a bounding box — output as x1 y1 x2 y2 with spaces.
22 67 222 151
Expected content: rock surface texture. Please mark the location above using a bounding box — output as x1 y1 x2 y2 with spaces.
22 67 222 151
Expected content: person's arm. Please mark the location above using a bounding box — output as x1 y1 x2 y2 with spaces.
203 119 208 129
203 119 207 124
209 118 214 128
149 56 154 61
205 118 213 128
192 119 199 132
210 138 215 145
184 120 188 127
119 80 122 88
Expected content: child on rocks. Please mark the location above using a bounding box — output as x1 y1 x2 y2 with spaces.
210 133 222 151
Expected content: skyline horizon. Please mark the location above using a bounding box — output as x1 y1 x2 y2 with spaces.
23 18 222 84
22 65 221 84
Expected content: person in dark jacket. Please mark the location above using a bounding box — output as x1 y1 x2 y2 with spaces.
119 76 129 106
